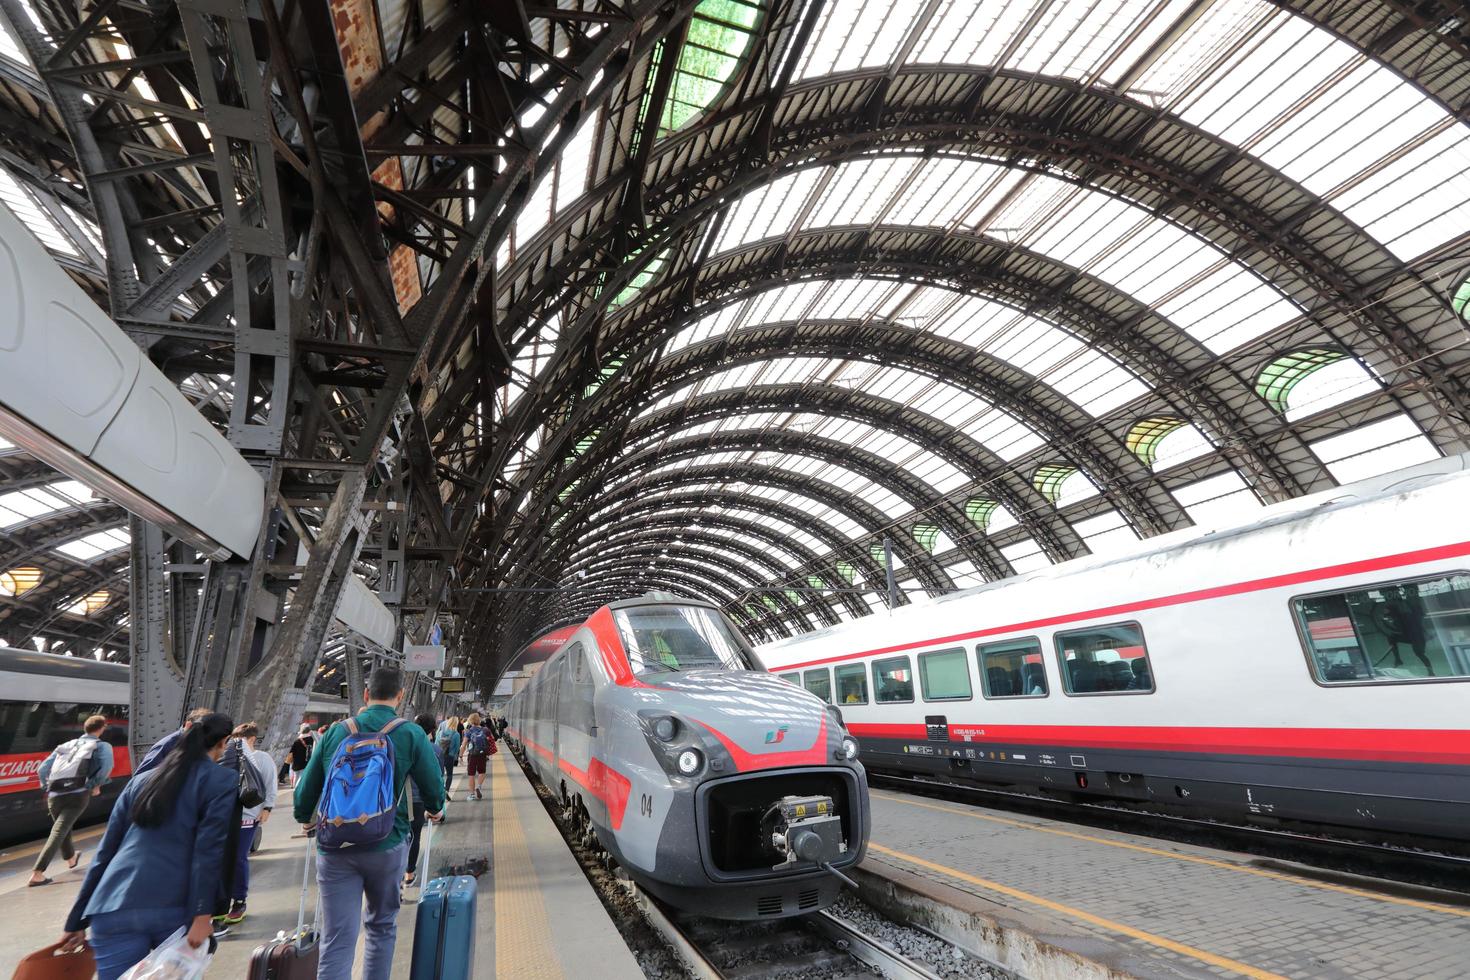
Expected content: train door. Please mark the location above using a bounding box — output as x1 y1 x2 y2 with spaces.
549 653 566 765
557 642 594 760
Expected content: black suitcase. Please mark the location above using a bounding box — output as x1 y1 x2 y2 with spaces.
248 839 320 979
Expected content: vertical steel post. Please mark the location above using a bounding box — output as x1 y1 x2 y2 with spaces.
883 536 899 610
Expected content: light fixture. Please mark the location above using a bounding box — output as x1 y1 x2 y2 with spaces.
0 567 43 596
653 717 677 741
838 737 860 761
676 749 703 776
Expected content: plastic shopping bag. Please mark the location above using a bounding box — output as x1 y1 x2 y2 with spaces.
116 927 213 980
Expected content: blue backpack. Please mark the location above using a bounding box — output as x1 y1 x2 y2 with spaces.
315 716 409 850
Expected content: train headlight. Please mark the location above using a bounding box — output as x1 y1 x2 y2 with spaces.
838 737 860 761
676 749 704 775
653 716 678 742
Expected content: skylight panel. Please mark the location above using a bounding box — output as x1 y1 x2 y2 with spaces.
55 527 130 561
0 481 95 528
806 157 918 228
885 159 1007 227
0 436 13 453
1282 357 1380 422
987 505 1019 534
795 0 905 80
553 116 596 210
1000 539 1050 575
1148 423 1213 471
1072 509 1139 557
0 167 79 257
1330 126 1470 260
1310 415 1439 485
716 167 822 251
911 0 1034 67
1042 354 1148 416
746 485 863 537
1008 0 1147 80
1121 0 1266 102
985 315 1083 377
1154 265 1301 354
1171 469 1263 529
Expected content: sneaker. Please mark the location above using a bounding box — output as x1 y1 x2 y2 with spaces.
475 789 483 801
211 922 231 939
224 901 247 925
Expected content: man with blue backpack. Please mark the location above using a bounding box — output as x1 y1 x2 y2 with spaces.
293 666 445 980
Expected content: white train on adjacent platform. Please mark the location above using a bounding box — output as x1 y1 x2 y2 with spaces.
760 456 1470 843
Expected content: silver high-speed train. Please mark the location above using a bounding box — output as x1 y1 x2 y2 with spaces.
504 598 870 919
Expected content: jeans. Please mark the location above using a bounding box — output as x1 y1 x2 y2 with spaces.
316 842 408 980
33 792 89 874
89 906 189 980
441 760 455 794
231 824 255 901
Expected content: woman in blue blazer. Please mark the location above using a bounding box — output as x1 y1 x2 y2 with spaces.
58 713 238 980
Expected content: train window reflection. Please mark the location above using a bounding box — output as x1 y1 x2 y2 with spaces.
918 648 972 701
614 605 755 675
835 664 868 704
872 656 914 703
1293 573 1470 684
1055 622 1153 695
803 668 832 703
779 672 800 684
977 637 1048 698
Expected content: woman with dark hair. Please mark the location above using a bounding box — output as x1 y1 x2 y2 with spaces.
57 712 238 980
403 712 437 887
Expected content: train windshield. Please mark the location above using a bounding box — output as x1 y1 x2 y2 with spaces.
613 605 756 675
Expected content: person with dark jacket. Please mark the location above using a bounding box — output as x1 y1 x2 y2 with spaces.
58 713 237 980
134 707 212 776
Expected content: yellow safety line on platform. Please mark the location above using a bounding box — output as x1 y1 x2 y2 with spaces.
869 842 1288 980
874 791 1470 919
492 751 566 980
0 825 105 864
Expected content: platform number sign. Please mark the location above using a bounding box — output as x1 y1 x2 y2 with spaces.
639 793 654 818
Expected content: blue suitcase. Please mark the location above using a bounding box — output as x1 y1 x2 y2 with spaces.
410 874 477 980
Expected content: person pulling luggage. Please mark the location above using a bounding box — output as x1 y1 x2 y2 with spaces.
294 667 445 980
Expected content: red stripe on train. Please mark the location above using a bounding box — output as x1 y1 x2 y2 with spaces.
846 723 1470 766
510 729 632 829
774 540 1470 672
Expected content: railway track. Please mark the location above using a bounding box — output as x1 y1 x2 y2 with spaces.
870 771 1470 895
636 888 945 980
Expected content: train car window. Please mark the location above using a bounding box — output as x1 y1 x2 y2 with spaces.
977 638 1048 698
872 656 914 703
1054 623 1153 695
613 605 755 675
560 642 598 734
918 648 972 701
834 663 868 704
778 672 800 685
1293 573 1470 684
803 668 832 703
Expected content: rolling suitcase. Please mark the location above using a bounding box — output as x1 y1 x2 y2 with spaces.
410 827 477 980
247 837 320 979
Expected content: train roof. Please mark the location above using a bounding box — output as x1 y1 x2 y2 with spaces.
0 645 128 682
760 452 1470 653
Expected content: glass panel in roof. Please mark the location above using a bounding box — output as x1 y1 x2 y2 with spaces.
0 481 95 528
1280 357 1379 423
1072 510 1138 557
0 167 80 257
55 527 130 561
1309 415 1440 485
1000 539 1050 575
1171 469 1264 529
794 0 907 80
660 0 765 135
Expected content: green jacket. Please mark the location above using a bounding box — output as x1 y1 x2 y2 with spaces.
292 705 446 851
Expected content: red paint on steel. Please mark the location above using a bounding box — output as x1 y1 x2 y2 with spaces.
694 714 831 772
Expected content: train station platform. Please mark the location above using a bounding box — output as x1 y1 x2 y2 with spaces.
1 751 643 980
863 787 1470 979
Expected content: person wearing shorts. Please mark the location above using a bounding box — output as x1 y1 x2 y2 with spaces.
461 713 493 801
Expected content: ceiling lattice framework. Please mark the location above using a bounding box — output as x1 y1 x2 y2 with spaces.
3 0 1470 676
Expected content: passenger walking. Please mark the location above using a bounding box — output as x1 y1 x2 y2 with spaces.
436 716 461 801
56 713 236 980
29 714 114 886
135 707 211 775
294 667 445 980
404 712 437 887
288 723 315 787
461 712 495 801
216 722 277 927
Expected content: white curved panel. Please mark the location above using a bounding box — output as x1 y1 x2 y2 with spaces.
335 573 397 649
0 202 265 559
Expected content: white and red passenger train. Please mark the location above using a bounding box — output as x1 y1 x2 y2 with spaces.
760 456 1470 844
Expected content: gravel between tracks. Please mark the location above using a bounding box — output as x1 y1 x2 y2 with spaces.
827 894 1007 979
